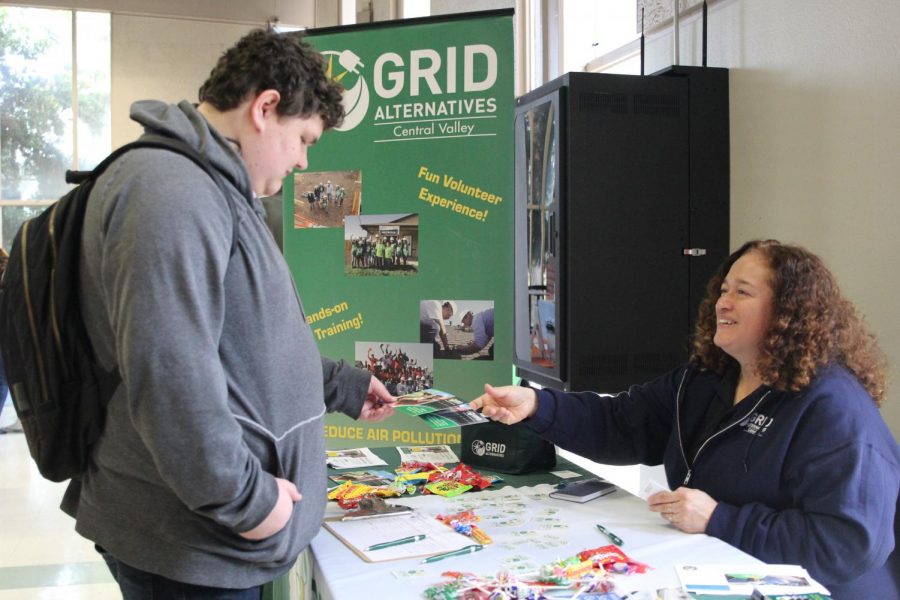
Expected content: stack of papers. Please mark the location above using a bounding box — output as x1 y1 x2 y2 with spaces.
326 445 461 471
676 564 830 598
326 447 388 469
396 445 459 464
329 470 395 486
324 511 473 562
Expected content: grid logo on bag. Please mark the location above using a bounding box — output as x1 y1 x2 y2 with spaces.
471 439 506 458
462 421 556 475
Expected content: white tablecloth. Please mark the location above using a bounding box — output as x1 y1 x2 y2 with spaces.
308 484 760 599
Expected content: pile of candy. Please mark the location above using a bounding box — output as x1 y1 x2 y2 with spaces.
327 479 401 508
424 545 650 600
424 569 616 600
328 462 500 509
426 463 498 498
436 509 493 545
576 545 651 576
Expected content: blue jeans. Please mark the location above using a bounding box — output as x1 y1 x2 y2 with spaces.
97 546 263 600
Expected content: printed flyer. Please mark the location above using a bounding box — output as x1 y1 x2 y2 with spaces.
283 12 515 450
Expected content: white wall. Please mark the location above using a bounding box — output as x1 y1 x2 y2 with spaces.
10 0 314 27
431 0 514 14
111 15 252 147
636 0 900 437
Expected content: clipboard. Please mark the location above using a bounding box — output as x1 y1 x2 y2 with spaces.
323 511 474 562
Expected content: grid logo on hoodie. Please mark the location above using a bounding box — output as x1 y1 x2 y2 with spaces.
741 412 774 437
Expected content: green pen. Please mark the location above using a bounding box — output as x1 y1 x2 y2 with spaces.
421 544 483 564
366 534 426 551
595 523 624 546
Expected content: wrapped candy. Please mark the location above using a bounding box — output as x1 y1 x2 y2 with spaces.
436 510 493 545
577 545 651 575
425 480 473 498
424 568 617 599
327 480 401 509
428 463 494 490
397 461 447 473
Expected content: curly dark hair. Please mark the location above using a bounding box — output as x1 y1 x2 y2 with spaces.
198 29 344 129
691 240 888 405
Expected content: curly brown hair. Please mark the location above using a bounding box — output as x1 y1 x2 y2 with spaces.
691 240 888 405
198 28 344 129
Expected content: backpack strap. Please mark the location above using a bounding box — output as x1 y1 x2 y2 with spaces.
65 134 248 255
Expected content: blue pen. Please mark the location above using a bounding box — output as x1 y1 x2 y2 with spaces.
421 544 483 564
366 534 425 551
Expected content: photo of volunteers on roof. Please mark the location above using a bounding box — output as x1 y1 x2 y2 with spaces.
293 169 360 228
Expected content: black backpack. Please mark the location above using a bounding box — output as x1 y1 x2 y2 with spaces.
0 134 240 482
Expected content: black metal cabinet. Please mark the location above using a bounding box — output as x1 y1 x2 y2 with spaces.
513 67 729 393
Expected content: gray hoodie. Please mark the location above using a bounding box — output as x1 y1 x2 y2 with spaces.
63 100 369 587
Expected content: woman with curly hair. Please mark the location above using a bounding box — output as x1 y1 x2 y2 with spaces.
472 240 898 599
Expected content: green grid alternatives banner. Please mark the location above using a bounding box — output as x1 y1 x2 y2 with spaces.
283 12 515 450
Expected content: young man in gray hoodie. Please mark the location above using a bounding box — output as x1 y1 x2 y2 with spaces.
62 29 395 598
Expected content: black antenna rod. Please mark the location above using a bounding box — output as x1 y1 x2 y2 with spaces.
702 0 708 67
640 7 645 75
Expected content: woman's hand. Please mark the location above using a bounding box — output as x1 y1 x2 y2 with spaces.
647 487 718 533
468 384 538 425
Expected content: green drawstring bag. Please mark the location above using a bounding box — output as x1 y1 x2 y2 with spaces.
460 420 556 475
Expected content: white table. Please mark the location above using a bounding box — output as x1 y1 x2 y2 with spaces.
308 484 760 599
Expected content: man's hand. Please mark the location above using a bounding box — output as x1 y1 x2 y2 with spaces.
647 487 717 533
239 477 301 540
358 376 396 422
468 384 538 425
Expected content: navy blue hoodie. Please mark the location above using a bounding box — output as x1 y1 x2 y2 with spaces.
528 364 899 599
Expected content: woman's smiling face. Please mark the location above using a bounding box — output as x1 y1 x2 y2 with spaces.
713 250 775 370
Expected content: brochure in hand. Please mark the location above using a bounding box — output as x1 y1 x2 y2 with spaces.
395 388 489 429
395 389 463 416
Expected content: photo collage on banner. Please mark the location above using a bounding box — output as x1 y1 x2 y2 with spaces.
282 11 514 449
